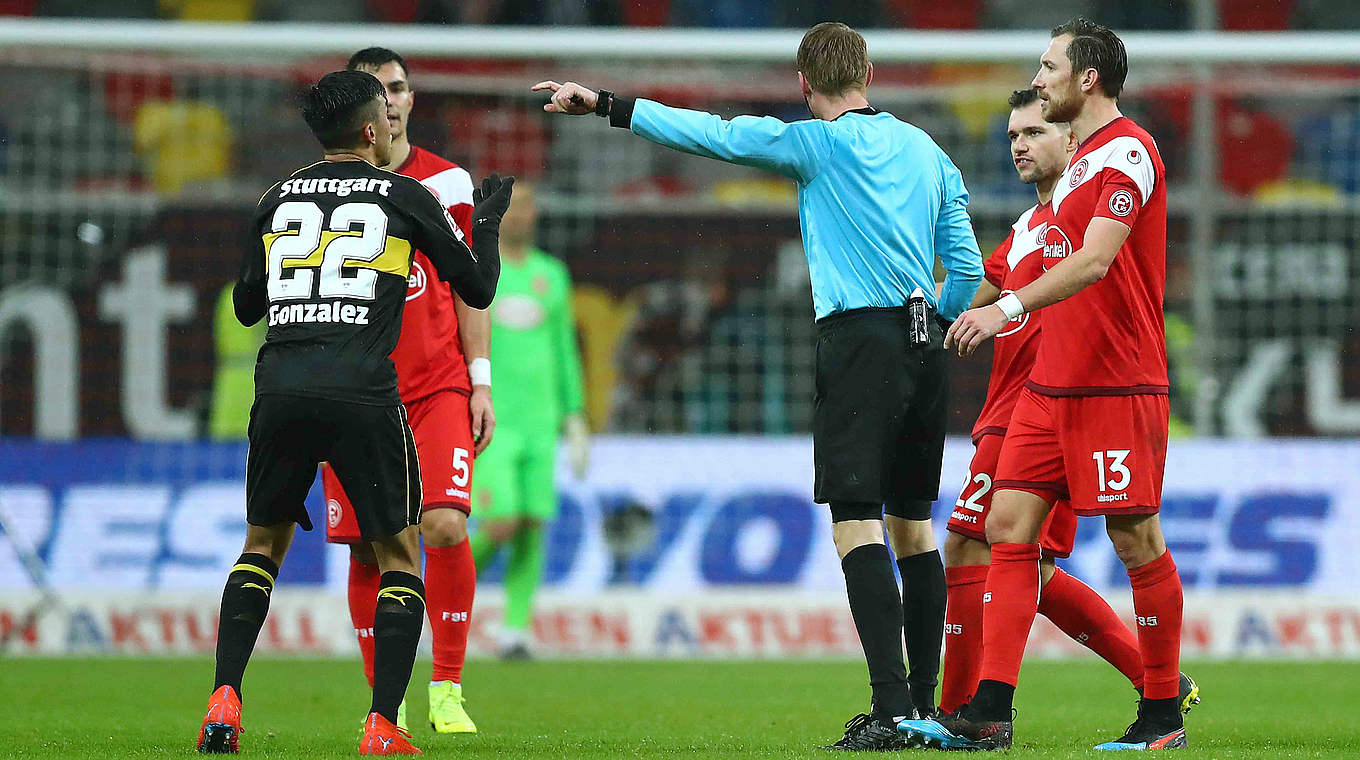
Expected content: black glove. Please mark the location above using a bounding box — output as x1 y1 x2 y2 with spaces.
472 173 515 228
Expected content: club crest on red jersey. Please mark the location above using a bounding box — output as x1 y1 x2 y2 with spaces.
406 261 428 301
1068 158 1090 187
1127 148 1142 164
1040 223 1072 270
1108 189 1135 217
327 498 343 529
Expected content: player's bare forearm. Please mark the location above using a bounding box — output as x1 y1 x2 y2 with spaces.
945 218 1128 357
456 296 495 452
969 280 1001 310
1011 217 1128 312
454 297 490 363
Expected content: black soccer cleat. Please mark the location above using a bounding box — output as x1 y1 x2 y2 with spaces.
897 704 1013 751
1176 673 1201 715
1094 716 1188 751
824 713 911 751
198 724 238 754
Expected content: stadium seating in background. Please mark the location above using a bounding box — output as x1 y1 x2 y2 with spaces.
885 0 982 29
258 0 365 21
1220 0 1293 30
133 101 232 195
37 0 156 17
1292 0 1360 29
158 0 255 22
0 0 33 16
1216 102 1292 196
1295 106 1360 194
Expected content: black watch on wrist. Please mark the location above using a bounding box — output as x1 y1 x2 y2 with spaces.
595 89 613 117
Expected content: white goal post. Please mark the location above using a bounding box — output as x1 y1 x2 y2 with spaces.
1 18 1360 63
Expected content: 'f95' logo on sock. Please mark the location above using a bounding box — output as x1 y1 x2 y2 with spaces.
982 592 992 603
1137 615 1159 627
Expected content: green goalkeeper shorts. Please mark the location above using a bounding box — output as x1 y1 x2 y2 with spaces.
472 426 560 522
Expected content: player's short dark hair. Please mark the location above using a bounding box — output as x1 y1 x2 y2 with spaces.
347 46 410 79
298 70 385 150
1008 87 1041 110
1051 17 1127 98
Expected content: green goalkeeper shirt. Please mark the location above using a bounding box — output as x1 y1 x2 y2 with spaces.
487 247 585 433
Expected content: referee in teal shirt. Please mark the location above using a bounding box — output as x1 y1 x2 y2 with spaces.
536 21 982 750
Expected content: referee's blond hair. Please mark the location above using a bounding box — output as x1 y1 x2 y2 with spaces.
797 22 870 97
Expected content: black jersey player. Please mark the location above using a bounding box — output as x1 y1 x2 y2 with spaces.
195 70 513 756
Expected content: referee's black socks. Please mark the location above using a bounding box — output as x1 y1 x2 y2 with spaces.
840 543 912 720
898 549 946 716
371 571 426 724
213 552 278 698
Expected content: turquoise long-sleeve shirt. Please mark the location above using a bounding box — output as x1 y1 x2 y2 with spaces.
623 98 983 320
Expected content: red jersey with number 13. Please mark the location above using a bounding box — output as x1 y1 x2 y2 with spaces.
972 202 1049 442
1028 116 1167 396
392 145 475 401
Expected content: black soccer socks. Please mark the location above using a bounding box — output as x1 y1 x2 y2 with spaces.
841 543 911 719
213 552 278 697
898 549 946 715
371 571 426 724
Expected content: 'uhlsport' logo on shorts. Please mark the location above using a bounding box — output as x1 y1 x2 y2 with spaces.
327 498 343 528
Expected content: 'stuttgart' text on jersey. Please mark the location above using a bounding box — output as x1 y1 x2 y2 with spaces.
235 159 489 406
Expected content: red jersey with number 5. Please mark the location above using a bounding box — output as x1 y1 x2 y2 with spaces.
1028 117 1168 396
972 202 1049 443
392 145 475 401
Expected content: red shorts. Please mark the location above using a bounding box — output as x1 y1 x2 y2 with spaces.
947 433 1077 558
325 389 475 543
995 388 1169 517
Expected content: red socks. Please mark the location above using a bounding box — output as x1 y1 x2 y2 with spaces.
348 539 478 688
1039 567 1144 690
940 564 988 714
978 543 1042 688
347 556 382 689
425 539 477 684
1127 550 1183 700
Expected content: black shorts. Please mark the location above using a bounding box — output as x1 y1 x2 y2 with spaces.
246 394 422 539
812 307 948 516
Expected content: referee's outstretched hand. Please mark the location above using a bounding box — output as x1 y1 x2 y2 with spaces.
944 304 1010 357
532 81 597 115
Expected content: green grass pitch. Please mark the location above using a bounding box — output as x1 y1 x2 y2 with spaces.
2 657 1356 758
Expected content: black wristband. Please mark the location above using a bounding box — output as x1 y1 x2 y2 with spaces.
595 89 613 117
608 96 636 129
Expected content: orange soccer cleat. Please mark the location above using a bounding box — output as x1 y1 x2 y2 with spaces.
196 685 243 754
360 711 423 755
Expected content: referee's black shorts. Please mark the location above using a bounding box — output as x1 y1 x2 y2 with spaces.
245 394 422 539
812 306 948 520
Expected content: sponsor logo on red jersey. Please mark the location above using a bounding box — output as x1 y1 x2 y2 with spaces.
1041 223 1072 269
406 261 428 301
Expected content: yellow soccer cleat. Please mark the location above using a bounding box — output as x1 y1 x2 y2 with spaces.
428 681 477 734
